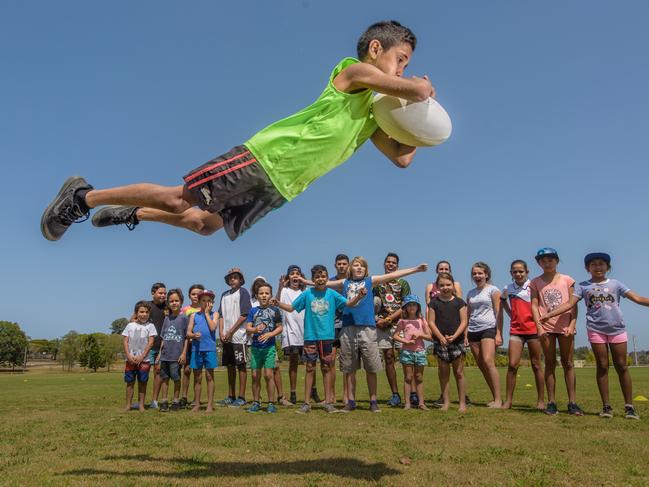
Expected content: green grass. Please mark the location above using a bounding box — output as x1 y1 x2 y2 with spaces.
2 366 649 486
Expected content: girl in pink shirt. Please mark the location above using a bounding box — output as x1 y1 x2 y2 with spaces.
393 295 432 410
530 248 582 416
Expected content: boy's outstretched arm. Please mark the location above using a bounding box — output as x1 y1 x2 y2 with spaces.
371 264 428 287
371 129 417 168
335 63 434 102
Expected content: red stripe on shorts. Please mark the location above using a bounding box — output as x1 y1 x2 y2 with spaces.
186 159 257 190
183 150 252 183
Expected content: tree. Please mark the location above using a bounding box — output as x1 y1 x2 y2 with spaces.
79 334 106 372
100 333 123 372
110 318 128 335
59 331 80 371
0 321 28 370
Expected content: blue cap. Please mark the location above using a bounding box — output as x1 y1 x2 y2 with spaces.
584 252 611 267
535 247 559 262
401 294 421 308
286 265 302 275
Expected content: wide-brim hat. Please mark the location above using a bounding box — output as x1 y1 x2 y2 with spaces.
401 294 421 310
224 267 245 285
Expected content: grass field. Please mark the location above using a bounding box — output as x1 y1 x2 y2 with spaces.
2 366 649 487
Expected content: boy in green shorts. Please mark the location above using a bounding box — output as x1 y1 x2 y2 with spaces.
41 21 434 242
245 282 283 413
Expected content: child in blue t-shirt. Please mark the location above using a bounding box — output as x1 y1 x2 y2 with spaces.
245 282 283 413
274 264 365 414
187 289 218 413
541 252 649 420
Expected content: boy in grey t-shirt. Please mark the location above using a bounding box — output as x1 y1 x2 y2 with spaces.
156 289 189 412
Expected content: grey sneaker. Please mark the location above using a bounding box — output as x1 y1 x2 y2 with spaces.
369 401 381 413
149 400 159 410
599 404 613 418
296 403 311 414
625 405 640 420
324 403 339 414
41 176 93 241
229 398 246 408
92 205 139 230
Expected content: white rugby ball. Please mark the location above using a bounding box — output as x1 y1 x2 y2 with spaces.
372 94 452 147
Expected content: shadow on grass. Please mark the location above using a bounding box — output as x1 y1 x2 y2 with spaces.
62 454 400 481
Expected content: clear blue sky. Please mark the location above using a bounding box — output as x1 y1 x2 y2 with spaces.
2 1 649 348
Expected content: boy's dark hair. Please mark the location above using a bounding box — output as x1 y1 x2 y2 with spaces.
311 264 329 278
357 21 417 60
385 252 400 264
151 282 166 293
134 300 152 313
188 283 205 294
335 254 349 263
252 279 271 298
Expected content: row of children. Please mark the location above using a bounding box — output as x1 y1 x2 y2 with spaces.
121 248 649 419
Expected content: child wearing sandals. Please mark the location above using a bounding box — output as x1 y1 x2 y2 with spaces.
428 273 468 412
392 295 431 410
541 252 649 419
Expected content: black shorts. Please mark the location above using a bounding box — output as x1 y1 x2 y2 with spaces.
283 345 304 357
510 333 539 345
221 343 248 368
183 145 287 240
467 327 497 343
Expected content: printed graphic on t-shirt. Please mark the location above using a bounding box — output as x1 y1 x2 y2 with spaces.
586 286 616 311
346 280 367 299
162 325 183 343
543 288 564 310
310 297 330 316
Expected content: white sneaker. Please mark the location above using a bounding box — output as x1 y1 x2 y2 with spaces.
149 400 159 409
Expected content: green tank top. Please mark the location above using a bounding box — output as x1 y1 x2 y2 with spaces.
245 57 378 201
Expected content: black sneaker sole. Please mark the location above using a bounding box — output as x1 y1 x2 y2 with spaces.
40 176 85 241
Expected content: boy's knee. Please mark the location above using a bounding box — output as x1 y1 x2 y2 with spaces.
508 364 518 375
306 362 316 373
530 359 542 372
561 359 573 370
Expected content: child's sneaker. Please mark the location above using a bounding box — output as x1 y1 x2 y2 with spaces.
247 401 261 413
387 393 401 407
465 395 472 406
218 396 235 406
433 395 444 408
149 400 159 410
159 401 169 412
625 405 640 420
369 401 381 413
280 396 293 407
230 398 246 408
341 400 356 413
289 392 297 405
41 176 93 241
296 403 311 414
171 401 181 412
267 403 277 413
410 392 418 406
324 403 339 414
599 404 613 418
91 205 140 230
544 402 558 415
567 402 584 416
179 397 188 408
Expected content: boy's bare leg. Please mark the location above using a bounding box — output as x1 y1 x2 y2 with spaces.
124 382 134 412
85 184 193 214
273 367 284 403
192 369 202 412
160 379 169 403
322 364 334 404
251 369 261 402
137 381 147 412
137 208 223 236
265 368 275 404
172 380 181 402
238 368 247 400
304 362 315 405
205 369 215 412
181 365 192 402
366 371 378 402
